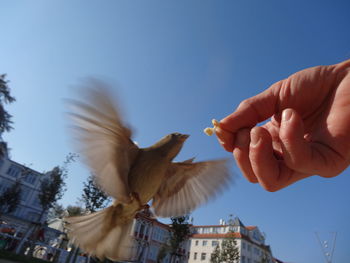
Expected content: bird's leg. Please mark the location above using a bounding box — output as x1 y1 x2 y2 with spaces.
131 192 148 210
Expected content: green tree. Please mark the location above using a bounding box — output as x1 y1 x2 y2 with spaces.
66 205 85 216
48 203 85 220
157 216 191 263
81 174 110 212
157 245 168 263
221 232 239 262
0 74 15 157
0 74 15 134
169 216 191 263
260 252 269 263
17 154 77 256
38 153 77 221
210 244 221 263
38 166 66 220
210 232 239 263
0 180 21 214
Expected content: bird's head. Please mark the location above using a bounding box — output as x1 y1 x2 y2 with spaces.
152 132 189 160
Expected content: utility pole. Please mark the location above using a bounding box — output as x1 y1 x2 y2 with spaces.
315 232 337 263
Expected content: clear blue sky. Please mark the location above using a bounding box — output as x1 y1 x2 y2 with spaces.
1 1 350 262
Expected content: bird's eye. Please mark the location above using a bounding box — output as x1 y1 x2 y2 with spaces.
171 133 181 138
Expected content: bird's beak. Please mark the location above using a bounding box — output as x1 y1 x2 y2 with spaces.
180 134 190 141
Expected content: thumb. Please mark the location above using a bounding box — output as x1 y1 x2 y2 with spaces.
220 81 281 133
279 108 342 177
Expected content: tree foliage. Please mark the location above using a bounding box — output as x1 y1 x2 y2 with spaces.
0 180 21 214
81 174 110 212
260 253 269 263
0 74 15 134
169 216 191 262
210 232 239 263
48 203 85 220
157 216 191 263
38 153 77 221
210 244 221 263
66 205 85 216
39 167 66 218
157 245 168 263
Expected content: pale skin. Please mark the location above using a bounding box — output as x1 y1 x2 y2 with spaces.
215 59 350 192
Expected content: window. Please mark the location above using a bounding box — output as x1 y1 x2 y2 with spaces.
153 226 163 241
6 165 21 178
203 228 210 233
248 244 251 251
148 245 159 261
195 240 199 246
253 231 260 242
242 242 246 249
202 240 207 246
24 173 37 184
194 252 197 260
212 241 219 247
27 211 40 222
201 253 206 260
13 207 22 217
247 258 251 263
0 180 10 194
20 187 30 201
139 224 145 235
242 256 246 263
229 226 238 232
32 195 41 207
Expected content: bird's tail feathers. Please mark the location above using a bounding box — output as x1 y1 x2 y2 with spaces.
65 204 136 261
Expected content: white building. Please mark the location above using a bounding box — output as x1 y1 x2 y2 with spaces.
132 207 189 263
188 217 274 263
0 152 50 233
47 207 190 263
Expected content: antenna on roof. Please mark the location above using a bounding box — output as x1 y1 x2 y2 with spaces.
228 214 234 225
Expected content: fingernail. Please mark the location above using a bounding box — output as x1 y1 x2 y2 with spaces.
250 129 261 147
282 108 293 122
218 138 225 145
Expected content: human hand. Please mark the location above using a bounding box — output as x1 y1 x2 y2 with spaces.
216 59 350 191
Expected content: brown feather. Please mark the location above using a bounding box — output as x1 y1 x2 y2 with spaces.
152 159 232 217
67 83 139 203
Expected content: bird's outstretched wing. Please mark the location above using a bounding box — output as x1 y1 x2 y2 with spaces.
152 159 232 217
67 80 139 203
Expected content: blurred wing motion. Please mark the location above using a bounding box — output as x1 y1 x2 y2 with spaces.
65 206 135 260
67 81 139 203
152 159 232 217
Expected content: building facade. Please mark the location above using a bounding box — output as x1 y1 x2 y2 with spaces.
0 154 49 232
46 209 188 263
131 208 189 263
188 217 274 263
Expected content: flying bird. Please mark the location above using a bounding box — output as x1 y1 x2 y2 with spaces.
65 80 233 261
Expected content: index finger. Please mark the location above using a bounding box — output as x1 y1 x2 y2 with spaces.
221 84 280 132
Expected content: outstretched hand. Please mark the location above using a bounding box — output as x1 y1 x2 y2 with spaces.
216 59 350 191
